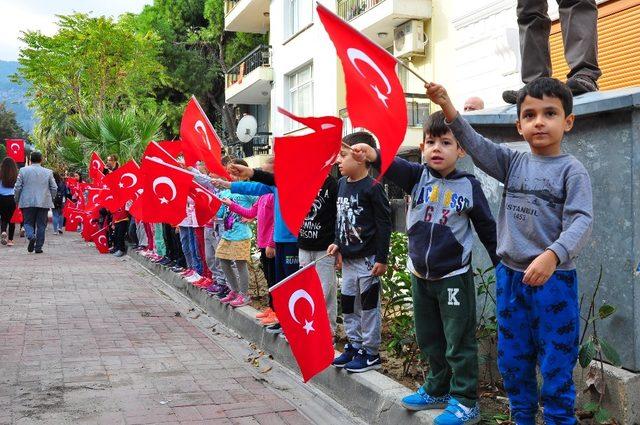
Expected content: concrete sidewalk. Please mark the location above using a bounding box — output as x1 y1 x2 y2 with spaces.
0 233 361 425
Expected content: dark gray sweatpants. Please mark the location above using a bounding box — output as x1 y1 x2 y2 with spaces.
517 0 601 83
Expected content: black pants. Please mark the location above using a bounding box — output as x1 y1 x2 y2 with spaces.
114 220 129 253
260 248 276 308
517 0 601 83
0 195 16 240
128 218 139 246
164 223 186 267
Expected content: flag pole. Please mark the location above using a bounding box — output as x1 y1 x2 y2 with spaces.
269 253 333 293
396 60 429 86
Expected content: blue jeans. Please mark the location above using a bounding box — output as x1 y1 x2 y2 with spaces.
496 263 579 425
52 208 63 232
179 227 195 271
188 227 203 274
22 207 48 250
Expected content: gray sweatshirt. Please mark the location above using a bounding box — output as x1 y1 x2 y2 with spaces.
447 114 593 272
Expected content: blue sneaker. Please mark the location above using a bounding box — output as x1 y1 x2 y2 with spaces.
401 387 450 411
434 398 480 425
332 344 358 368
344 349 381 373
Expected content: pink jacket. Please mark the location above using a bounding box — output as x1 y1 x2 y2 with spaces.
228 193 275 249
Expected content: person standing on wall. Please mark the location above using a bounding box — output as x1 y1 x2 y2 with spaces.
503 0 601 104
14 151 58 254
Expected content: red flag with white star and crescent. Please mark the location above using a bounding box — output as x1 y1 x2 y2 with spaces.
92 227 110 254
316 3 407 179
180 96 231 180
274 108 342 236
132 157 194 225
5 139 25 163
189 181 222 226
270 264 334 382
89 152 105 184
101 160 142 211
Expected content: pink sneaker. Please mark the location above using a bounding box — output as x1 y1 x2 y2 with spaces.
230 293 251 308
181 269 195 277
220 291 238 304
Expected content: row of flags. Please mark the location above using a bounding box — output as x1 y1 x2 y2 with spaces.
57 3 408 384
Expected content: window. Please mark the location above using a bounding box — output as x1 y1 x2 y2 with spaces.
286 64 313 131
285 0 312 38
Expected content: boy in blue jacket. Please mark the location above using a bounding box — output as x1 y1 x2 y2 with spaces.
352 111 499 425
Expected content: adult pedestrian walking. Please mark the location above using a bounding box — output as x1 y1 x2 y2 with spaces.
0 157 19 247
14 151 57 253
52 172 67 234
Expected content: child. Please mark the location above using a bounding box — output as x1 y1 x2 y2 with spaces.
215 159 257 307
427 77 593 424
352 111 499 424
327 132 392 373
299 174 338 334
224 162 299 335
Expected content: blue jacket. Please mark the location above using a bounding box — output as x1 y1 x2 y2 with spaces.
216 189 256 241
230 181 297 243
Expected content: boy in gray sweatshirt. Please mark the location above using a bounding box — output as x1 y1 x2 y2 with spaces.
427 77 593 425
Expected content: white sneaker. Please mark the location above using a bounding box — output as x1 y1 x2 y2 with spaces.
185 273 202 283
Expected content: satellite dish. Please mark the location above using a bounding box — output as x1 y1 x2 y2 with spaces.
236 115 257 144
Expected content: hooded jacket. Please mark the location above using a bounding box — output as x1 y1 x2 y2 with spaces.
375 153 499 280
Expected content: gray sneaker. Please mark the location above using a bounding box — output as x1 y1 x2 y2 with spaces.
502 89 520 105
113 250 125 257
1 232 7 245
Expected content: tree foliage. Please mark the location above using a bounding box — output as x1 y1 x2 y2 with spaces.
132 0 267 140
0 102 28 160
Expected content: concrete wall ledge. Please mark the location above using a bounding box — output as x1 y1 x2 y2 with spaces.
129 251 441 425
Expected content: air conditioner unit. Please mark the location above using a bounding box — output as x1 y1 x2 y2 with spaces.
393 20 426 58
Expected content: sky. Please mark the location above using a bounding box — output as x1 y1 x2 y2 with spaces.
0 0 153 61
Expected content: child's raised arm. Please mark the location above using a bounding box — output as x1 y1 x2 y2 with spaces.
426 83 518 183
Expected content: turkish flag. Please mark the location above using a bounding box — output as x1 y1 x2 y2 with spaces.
10 207 23 224
82 214 100 242
133 157 193 225
158 140 183 159
189 182 222 226
86 187 107 210
5 139 25 163
316 3 407 178
143 141 181 167
274 108 342 236
89 152 105 184
180 96 231 179
270 264 334 382
92 227 110 254
65 209 84 232
101 160 141 211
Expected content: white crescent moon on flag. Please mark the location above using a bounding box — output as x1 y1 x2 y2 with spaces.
92 194 100 203
288 289 315 325
152 176 177 202
9 143 20 153
98 235 107 245
194 187 213 203
120 173 138 189
75 215 84 223
346 47 392 108
92 159 101 170
194 120 212 150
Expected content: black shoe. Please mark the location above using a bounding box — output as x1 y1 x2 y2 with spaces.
35 249 43 254
266 323 282 334
502 89 520 104
27 239 35 253
566 74 598 96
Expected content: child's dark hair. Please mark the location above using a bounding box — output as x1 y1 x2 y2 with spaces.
342 131 376 148
232 158 248 167
516 77 573 117
221 155 235 166
422 110 450 140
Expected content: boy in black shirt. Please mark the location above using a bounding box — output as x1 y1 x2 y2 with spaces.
328 132 392 373
298 175 339 334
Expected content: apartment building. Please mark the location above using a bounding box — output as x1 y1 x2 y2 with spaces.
223 0 434 164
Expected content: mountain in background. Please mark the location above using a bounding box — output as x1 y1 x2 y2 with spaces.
0 60 35 133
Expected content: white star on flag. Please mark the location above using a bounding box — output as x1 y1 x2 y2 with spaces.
302 320 315 335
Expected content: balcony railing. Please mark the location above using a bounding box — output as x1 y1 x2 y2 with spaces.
337 0 386 21
339 93 430 135
224 0 240 16
225 45 272 88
